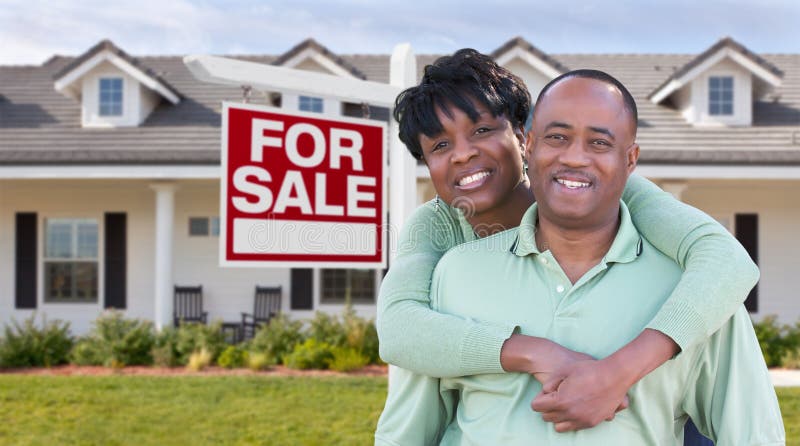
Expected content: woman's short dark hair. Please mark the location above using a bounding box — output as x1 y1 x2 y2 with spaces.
394 48 532 160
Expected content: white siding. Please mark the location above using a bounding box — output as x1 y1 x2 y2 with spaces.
687 58 753 126
80 61 144 128
679 179 800 323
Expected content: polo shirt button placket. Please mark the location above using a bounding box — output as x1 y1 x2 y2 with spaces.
556 285 565 293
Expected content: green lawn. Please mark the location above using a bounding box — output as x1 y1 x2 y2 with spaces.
0 375 386 446
0 376 797 445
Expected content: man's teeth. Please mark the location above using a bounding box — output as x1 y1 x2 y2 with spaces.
458 171 489 186
556 178 590 189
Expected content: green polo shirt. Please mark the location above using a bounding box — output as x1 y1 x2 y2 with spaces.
425 203 783 446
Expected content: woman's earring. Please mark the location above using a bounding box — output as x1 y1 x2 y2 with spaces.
434 194 440 212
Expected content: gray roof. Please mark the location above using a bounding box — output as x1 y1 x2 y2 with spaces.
1 39 799 166
53 39 182 101
648 37 784 101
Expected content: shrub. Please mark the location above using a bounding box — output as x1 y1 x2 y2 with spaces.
247 352 275 371
217 346 249 369
186 348 212 372
69 311 155 367
283 339 334 370
753 316 800 368
308 311 347 347
174 321 226 364
0 314 73 368
328 347 369 372
340 307 381 364
151 327 181 367
250 315 305 363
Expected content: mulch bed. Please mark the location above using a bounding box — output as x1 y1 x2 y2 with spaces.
0 364 388 377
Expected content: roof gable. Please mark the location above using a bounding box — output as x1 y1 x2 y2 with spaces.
490 36 567 79
649 37 783 104
272 38 367 80
53 39 180 104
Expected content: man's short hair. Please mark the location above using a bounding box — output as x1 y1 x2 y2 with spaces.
394 48 532 160
534 69 638 132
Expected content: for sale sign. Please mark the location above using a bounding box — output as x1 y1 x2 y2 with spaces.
220 102 387 268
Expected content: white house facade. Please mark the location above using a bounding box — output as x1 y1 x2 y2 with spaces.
1 37 798 335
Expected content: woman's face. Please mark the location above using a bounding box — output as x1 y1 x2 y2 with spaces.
418 100 527 219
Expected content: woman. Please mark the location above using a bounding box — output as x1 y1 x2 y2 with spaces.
375 49 747 444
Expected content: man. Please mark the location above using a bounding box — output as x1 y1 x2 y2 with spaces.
398 71 784 445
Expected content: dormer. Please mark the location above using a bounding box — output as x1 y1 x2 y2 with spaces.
272 38 367 117
53 39 180 128
490 37 568 98
648 37 783 127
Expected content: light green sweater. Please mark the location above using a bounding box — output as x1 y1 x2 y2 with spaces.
377 203 782 445
377 174 760 377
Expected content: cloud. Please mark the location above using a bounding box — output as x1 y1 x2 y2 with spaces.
1 0 798 65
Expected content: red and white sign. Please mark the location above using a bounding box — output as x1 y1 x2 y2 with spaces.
220 102 387 268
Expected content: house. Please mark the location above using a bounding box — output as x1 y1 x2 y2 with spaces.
1 36 798 335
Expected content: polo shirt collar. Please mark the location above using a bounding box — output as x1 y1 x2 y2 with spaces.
511 201 642 265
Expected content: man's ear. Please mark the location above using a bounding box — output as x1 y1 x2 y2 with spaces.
524 129 535 159
626 143 640 174
514 125 526 151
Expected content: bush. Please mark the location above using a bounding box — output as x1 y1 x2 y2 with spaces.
308 311 347 347
328 347 369 372
247 352 275 371
250 315 305 363
186 348 212 371
753 316 800 368
69 311 155 367
0 314 73 368
283 339 334 370
217 345 248 369
151 326 181 367
340 307 381 364
174 322 226 365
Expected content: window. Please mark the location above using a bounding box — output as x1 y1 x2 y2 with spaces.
44 218 98 303
708 76 733 116
99 77 123 116
299 95 323 113
189 217 219 236
321 269 375 303
735 214 759 313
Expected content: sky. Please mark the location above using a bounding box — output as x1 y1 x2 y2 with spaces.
1 0 799 65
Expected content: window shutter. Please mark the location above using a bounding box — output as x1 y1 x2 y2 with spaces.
290 268 313 310
735 214 759 313
104 213 127 309
15 212 37 309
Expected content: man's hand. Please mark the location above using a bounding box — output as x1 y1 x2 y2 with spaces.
531 358 631 432
500 334 632 432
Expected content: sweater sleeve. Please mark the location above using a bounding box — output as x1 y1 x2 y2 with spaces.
681 308 784 445
377 200 517 377
622 174 760 352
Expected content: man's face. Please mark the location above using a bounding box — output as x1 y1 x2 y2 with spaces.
526 77 639 230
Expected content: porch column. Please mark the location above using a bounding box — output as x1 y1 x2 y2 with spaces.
661 181 688 201
150 182 177 330
388 43 417 259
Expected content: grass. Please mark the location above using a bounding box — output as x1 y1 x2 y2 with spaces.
780 387 800 444
0 376 798 445
0 375 386 446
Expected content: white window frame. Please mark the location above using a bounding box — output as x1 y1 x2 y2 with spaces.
708 75 734 116
98 76 124 117
188 216 220 237
319 268 379 304
41 216 102 304
299 95 324 113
